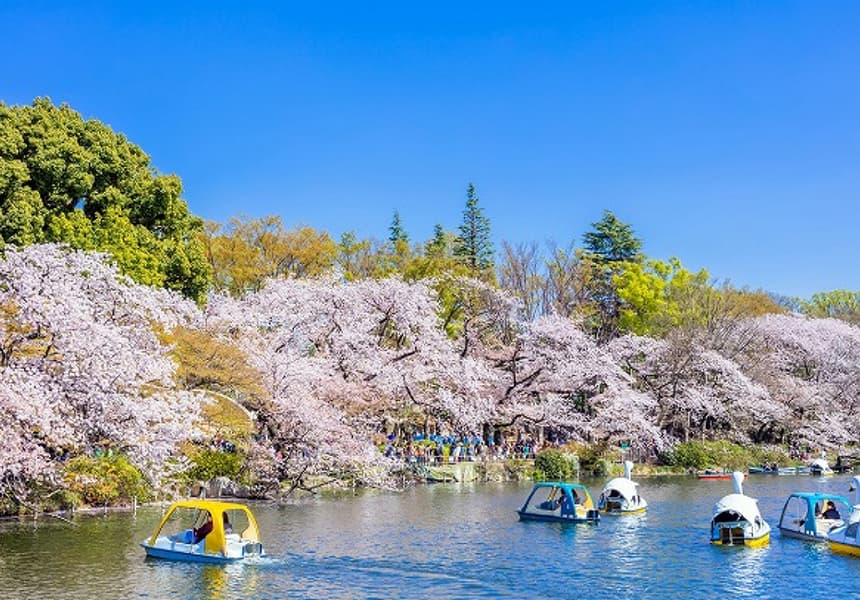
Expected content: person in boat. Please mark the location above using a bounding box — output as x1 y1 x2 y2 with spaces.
193 511 214 544
822 501 841 520
223 512 233 534
551 489 575 515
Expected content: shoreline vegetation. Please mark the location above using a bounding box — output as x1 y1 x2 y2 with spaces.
1 99 859 517
1 448 826 523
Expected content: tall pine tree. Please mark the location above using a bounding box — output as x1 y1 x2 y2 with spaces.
581 210 643 342
582 210 642 264
388 210 409 244
426 223 448 257
454 183 493 271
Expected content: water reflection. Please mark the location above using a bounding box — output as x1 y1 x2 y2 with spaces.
717 543 769 597
603 512 648 580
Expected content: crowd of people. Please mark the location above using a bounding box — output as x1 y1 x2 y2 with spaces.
382 433 557 465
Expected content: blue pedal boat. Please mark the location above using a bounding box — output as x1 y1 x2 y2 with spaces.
517 482 600 523
778 492 851 542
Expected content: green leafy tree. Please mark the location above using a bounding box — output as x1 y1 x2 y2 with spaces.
614 257 712 337
385 210 412 273
534 448 576 480
0 98 211 301
454 183 494 275
800 290 860 324
201 215 338 294
336 231 397 280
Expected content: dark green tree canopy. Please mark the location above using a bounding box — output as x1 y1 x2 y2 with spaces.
0 98 211 301
426 223 448 257
454 183 494 271
582 210 642 264
388 210 408 244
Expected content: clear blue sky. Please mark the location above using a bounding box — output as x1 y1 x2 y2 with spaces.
2 1 858 298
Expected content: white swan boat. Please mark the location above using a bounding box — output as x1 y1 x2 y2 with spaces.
710 471 770 547
810 457 834 476
598 460 647 514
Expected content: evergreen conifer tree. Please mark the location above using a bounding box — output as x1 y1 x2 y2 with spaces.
388 210 408 244
454 183 493 271
427 223 447 257
582 210 642 264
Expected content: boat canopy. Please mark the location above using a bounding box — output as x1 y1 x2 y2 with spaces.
780 492 851 529
530 482 595 509
713 493 763 525
147 500 261 557
785 492 850 508
601 477 638 502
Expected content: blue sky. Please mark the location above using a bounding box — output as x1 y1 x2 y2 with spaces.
2 1 858 298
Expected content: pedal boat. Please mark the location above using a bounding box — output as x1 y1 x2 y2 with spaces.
141 500 264 563
828 476 860 557
598 461 647 514
517 482 600 523
710 472 770 547
778 492 850 542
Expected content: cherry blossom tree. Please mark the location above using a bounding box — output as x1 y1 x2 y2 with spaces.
6 243 858 502
489 315 664 451
609 332 783 446
0 244 202 499
205 276 474 488
729 314 860 448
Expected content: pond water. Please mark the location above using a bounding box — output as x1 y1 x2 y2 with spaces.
2 474 860 599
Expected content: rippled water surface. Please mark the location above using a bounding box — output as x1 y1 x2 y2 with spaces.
3 475 860 599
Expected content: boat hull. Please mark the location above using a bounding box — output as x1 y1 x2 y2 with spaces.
711 531 770 548
601 506 647 515
778 527 828 543
517 510 599 524
141 543 243 564
828 540 860 557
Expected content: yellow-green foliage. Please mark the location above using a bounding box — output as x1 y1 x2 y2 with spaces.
160 326 265 402
576 441 612 477
663 440 791 470
201 215 337 294
614 257 711 336
800 289 860 324
615 257 787 337
198 392 257 441
184 448 244 483
158 326 260 445
534 448 577 480
63 454 152 506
